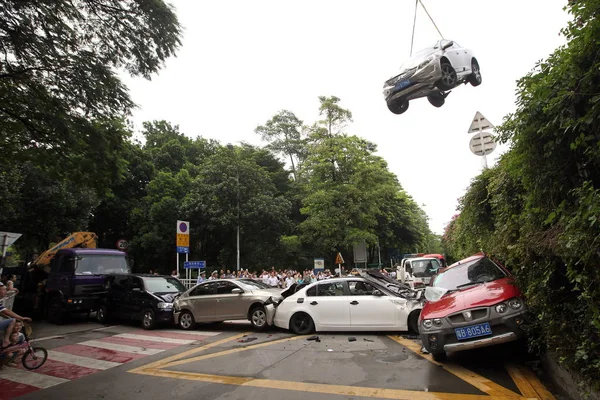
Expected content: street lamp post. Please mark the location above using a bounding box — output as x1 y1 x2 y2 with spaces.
228 144 241 272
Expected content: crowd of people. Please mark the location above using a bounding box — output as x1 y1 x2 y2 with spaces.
189 266 397 287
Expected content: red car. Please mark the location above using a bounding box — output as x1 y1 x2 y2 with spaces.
419 253 528 361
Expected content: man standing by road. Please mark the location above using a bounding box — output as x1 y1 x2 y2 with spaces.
0 282 31 349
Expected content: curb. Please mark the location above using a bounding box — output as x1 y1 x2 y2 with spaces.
541 353 599 400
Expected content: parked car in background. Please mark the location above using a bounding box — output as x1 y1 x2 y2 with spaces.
97 274 186 329
267 270 424 335
173 279 284 331
383 39 482 114
419 253 528 361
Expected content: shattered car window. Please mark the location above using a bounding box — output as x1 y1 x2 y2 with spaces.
432 258 507 291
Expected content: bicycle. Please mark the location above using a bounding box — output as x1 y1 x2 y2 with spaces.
0 322 48 370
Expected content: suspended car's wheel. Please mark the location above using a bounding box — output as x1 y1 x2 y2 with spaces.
469 59 482 87
436 60 457 90
178 310 196 330
289 312 315 335
387 99 409 115
427 94 445 108
22 347 48 370
431 351 447 362
250 306 268 331
408 311 420 334
142 309 156 330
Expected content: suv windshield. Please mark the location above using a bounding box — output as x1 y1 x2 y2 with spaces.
75 255 129 275
237 279 272 290
432 257 507 291
143 277 186 293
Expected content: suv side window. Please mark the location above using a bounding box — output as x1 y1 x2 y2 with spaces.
316 282 345 296
128 276 143 290
216 281 239 294
111 275 129 291
190 282 216 296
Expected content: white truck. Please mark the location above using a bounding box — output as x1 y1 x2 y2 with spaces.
397 257 442 289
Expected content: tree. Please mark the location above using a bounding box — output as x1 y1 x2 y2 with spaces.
182 145 292 269
255 110 305 181
298 134 429 257
0 0 182 184
316 96 353 138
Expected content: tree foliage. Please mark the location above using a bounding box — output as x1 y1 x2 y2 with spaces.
443 0 600 392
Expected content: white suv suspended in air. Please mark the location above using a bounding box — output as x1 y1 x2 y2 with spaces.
383 39 482 115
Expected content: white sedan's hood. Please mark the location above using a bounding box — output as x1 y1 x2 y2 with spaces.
398 48 439 71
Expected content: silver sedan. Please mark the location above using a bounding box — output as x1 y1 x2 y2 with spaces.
173 279 284 331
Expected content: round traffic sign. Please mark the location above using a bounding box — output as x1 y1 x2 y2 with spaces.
116 239 129 250
179 222 188 233
469 132 496 156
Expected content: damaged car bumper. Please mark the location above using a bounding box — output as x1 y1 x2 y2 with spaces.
383 61 442 103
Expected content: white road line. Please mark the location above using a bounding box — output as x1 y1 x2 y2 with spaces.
92 325 119 332
158 330 222 336
79 340 164 355
114 333 195 345
0 367 69 388
32 335 64 342
48 350 121 370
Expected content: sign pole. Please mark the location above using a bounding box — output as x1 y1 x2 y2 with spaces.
176 253 179 277
477 116 488 169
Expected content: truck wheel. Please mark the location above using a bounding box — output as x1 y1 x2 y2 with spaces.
96 305 110 324
142 309 157 330
47 298 65 325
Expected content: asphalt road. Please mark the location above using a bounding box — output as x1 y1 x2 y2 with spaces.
0 319 567 400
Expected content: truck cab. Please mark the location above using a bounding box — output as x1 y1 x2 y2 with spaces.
45 248 129 323
397 257 442 289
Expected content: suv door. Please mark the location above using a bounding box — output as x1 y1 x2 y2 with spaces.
214 281 248 320
106 274 129 319
126 276 145 320
187 282 217 322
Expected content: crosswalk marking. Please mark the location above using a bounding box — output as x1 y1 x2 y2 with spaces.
79 340 164 355
158 330 222 337
114 333 196 345
0 367 69 389
47 350 121 370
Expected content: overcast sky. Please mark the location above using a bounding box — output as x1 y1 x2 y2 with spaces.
122 0 571 235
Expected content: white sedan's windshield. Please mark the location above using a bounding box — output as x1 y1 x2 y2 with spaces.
432 258 507 291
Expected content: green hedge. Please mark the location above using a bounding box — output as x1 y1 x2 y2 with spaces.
443 0 600 394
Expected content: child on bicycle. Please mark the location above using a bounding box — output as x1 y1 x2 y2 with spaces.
0 321 26 368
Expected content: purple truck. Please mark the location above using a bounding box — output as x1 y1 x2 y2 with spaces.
45 248 130 324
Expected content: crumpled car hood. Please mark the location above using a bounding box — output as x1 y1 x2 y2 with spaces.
154 292 180 303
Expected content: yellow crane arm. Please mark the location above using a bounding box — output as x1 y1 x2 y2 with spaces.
33 232 97 267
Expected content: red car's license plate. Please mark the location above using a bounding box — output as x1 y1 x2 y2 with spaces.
455 322 492 340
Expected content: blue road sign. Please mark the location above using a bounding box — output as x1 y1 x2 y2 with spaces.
184 261 206 269
176 246 189 254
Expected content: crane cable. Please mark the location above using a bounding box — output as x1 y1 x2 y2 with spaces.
409 0 445 57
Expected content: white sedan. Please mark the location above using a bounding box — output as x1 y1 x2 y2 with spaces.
267 272 424 335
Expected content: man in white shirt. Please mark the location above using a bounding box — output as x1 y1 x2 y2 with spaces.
196 271 206 284
267 272 279 287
